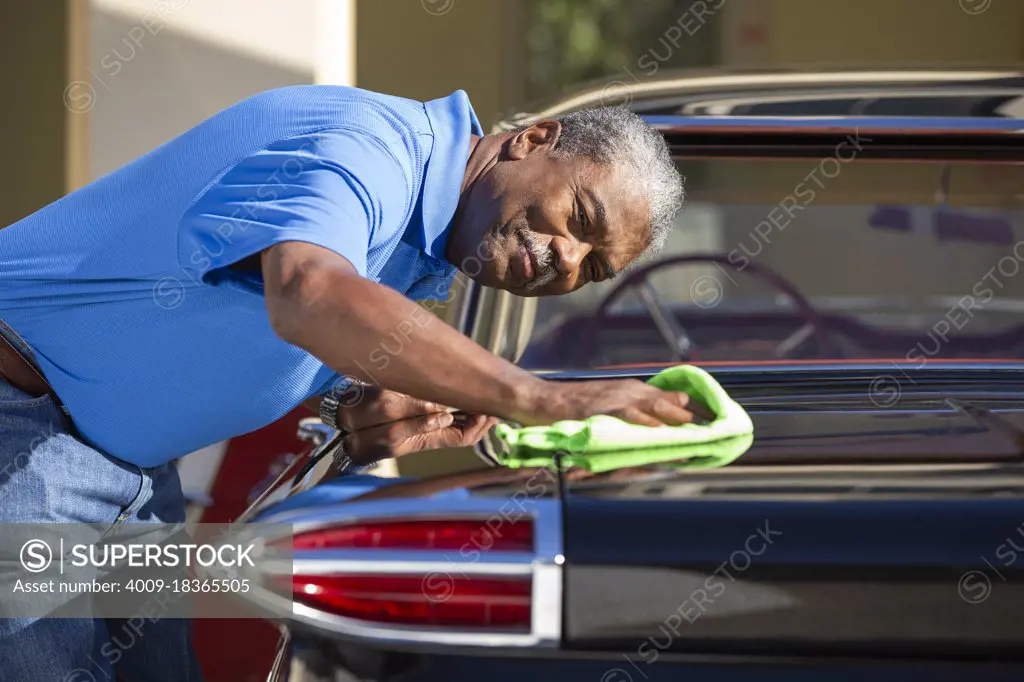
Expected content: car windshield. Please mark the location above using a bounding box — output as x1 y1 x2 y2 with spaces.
518 154 1024 370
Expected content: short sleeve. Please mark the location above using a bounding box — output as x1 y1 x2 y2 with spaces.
176 128 413 285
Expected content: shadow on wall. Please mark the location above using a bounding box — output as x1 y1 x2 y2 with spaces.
89 7 312 180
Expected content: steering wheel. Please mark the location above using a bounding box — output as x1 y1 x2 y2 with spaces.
585 253 836 362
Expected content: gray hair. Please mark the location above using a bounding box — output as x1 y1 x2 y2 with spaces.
549 106 684 263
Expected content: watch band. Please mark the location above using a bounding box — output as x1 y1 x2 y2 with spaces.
332 445 355 475
319 389 343 430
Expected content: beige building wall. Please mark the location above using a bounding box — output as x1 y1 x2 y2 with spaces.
87 0 325 179
355 0 528 130
767 0 1024 65
0 2 89 228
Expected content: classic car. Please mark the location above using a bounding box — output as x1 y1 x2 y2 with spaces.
224 68 1024 681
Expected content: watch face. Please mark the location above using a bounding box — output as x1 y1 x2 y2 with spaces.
334 381 366 409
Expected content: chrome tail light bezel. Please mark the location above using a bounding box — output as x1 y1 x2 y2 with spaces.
224 496 564 649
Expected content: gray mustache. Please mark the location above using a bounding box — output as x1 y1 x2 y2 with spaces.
519 228 558 290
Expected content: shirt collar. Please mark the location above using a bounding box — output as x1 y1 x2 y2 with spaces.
420 90 483 264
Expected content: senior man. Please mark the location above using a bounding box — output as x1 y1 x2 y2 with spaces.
0 85 696 680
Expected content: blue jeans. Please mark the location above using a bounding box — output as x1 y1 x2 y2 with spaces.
0 320 202 681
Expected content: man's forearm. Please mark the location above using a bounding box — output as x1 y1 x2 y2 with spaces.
270 266 545 421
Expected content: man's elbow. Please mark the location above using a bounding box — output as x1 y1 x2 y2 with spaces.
262 241 362 347
265 261 343 348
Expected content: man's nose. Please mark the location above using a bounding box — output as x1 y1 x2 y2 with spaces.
550 236 583 274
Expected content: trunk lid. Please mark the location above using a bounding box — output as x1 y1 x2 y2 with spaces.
555 364 1024 660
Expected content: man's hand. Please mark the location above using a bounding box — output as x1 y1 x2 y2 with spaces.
519 379 715 427
334 385 441 433
335 386 498 464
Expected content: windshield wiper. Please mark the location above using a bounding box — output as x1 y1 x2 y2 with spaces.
945 398 1024 456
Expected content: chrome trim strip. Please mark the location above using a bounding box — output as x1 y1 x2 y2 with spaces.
517 71 1024 122
228 496 564 650
532 563 563 643
531 495 564 644
486 289 514 356
288 602 543 648
261 553 535 577
679 87 1024 115
253 497 548 528
265 626 290 682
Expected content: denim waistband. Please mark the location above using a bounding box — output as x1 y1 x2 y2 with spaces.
0 315 42 371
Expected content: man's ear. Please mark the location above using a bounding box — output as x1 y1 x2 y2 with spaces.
507 120 561 160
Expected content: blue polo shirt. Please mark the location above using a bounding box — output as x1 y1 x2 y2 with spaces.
0 86 482 466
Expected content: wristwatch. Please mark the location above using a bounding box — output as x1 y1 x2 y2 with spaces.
319 377 359 431
318 377 381 477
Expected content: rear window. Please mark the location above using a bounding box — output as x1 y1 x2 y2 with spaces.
519 156 1024 369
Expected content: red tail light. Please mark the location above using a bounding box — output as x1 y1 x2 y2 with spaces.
283 518 536 630
291 574 532 628
291 518 533 552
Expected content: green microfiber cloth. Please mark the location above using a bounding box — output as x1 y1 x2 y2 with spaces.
494 365 754 473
